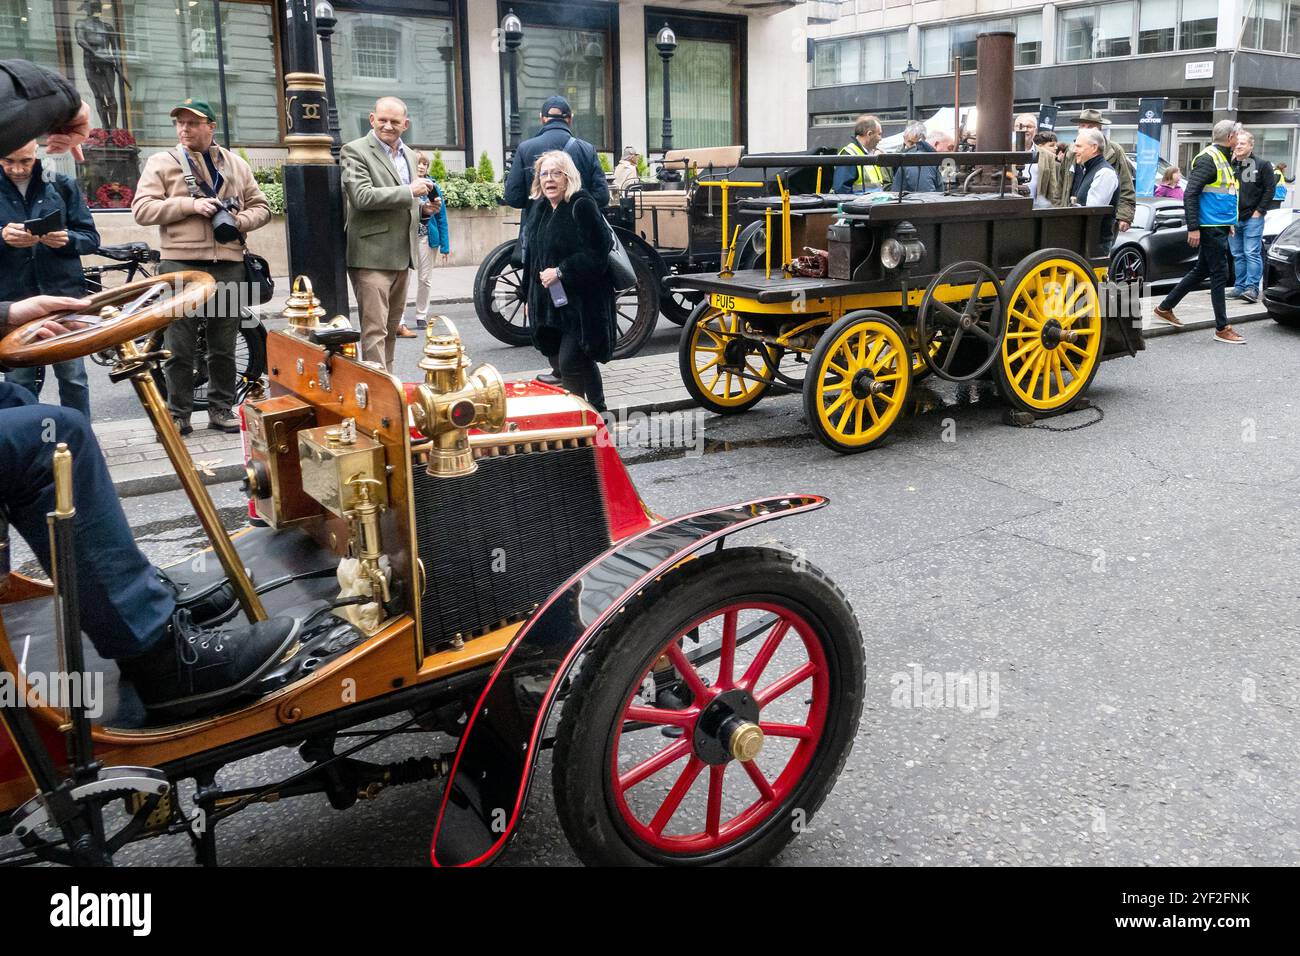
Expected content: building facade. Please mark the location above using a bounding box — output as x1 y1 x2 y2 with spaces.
806 0 1300 182
0 0 809 212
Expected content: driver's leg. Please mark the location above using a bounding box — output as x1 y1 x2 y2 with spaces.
0 390 302 719
0 395 173 658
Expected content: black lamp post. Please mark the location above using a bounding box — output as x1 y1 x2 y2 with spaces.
902 60 919 121
282 0 348 316
656 23 677 153
502 8 524 161
438 26 455 147
584 39 602 143
314 0 341 159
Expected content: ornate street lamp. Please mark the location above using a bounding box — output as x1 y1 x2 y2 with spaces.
655 23 677 153
314 0 341 159
502 9 524 158
438 26 455 147
902 60 919 121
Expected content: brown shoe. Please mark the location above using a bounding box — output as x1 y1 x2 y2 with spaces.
396 324 417 338
1214 325 1246 345
1153 305 1183 328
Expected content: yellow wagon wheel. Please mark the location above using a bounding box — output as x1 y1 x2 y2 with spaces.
907 325 944 383
678 302 770 414
995 249 1104 415
802 310 911 454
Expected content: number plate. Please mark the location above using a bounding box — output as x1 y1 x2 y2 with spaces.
709 293 737 311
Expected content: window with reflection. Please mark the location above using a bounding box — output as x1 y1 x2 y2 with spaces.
0 0 279 209
645 12 741 152
333 2 460 148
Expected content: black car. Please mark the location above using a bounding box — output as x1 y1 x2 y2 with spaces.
1263 218 1300 327
1107 198 1199 288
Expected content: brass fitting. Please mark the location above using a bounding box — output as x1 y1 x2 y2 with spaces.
281 275 327 334
346 476 390 607
410 316 505 477
729 722 765 763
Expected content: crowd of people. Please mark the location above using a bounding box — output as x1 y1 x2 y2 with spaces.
834 108 1289 345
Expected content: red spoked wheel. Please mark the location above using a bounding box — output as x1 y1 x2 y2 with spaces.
553 547 864 866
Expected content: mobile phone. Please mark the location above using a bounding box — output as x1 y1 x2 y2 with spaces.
23 210 64 236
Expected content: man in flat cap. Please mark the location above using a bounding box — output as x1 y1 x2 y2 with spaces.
132 97 269 435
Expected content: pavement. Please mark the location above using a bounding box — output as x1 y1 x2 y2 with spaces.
97 288 1269 497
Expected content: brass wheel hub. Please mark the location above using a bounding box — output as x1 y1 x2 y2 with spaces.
693 688 764 765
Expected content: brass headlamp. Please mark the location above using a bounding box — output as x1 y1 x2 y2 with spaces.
410 316 506 477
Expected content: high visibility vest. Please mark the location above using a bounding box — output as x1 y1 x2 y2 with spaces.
839 140 883 189
1275 168 1288 202
1194 145 1238 226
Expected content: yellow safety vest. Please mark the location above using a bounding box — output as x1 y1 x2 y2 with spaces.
1194 145 1238 227
839 140 884 189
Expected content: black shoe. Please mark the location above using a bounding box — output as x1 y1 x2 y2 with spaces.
1240 289 1259 304
119 610 300 720
171 416 193 436
207 410 241 433
536 371 562 386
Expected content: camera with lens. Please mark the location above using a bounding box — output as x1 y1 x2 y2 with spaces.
211 198 242 244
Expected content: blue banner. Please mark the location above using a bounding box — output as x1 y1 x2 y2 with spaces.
1135 98 1165 198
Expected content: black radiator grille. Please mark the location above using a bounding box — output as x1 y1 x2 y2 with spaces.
413 444 611 652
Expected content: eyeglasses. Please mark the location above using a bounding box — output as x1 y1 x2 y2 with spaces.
538 169 568 180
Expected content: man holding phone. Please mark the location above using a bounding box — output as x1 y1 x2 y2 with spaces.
0 138 99 418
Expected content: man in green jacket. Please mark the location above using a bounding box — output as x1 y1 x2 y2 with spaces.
341 96 430 371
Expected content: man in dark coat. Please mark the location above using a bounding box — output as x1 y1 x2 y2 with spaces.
504 95 609 210
0 139 100 417
892 121 942 194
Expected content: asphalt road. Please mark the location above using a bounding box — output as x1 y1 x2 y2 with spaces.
56 302 685 425
8 317 1300 866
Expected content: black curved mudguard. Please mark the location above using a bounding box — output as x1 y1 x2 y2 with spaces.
430 494 827 867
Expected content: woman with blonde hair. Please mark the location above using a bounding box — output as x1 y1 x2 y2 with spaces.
522 148 614 410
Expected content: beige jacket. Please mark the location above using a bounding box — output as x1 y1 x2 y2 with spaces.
131 144 270 263
340 133 420 272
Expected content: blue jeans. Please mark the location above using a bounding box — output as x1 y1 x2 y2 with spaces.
1228 215 1265 292
4 358 92 421
0 382 173 659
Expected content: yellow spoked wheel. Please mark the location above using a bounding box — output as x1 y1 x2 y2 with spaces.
678 303 770 414
907 326 945 383
802 310 911 454
996 250 1104 414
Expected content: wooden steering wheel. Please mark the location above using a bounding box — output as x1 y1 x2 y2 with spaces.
0 271 216 369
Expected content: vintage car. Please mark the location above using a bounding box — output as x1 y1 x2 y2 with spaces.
0 276 864 867
1264 216 1300 326
669 31 1144 454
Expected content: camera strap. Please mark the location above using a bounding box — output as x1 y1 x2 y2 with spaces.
174 146 224 199
174 146 245 245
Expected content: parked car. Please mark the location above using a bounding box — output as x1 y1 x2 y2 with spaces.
1107 197 1200 288
1263 217 1300 327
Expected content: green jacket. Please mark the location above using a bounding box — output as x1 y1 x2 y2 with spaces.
341 133 420 271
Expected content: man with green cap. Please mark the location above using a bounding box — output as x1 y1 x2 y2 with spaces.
132 97 269 434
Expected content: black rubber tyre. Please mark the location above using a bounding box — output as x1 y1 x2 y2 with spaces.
473 239 531 347
552 547 864 866
612 251 660 359
660 285 704 326
1109 245 1146 290
148 318 267 411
